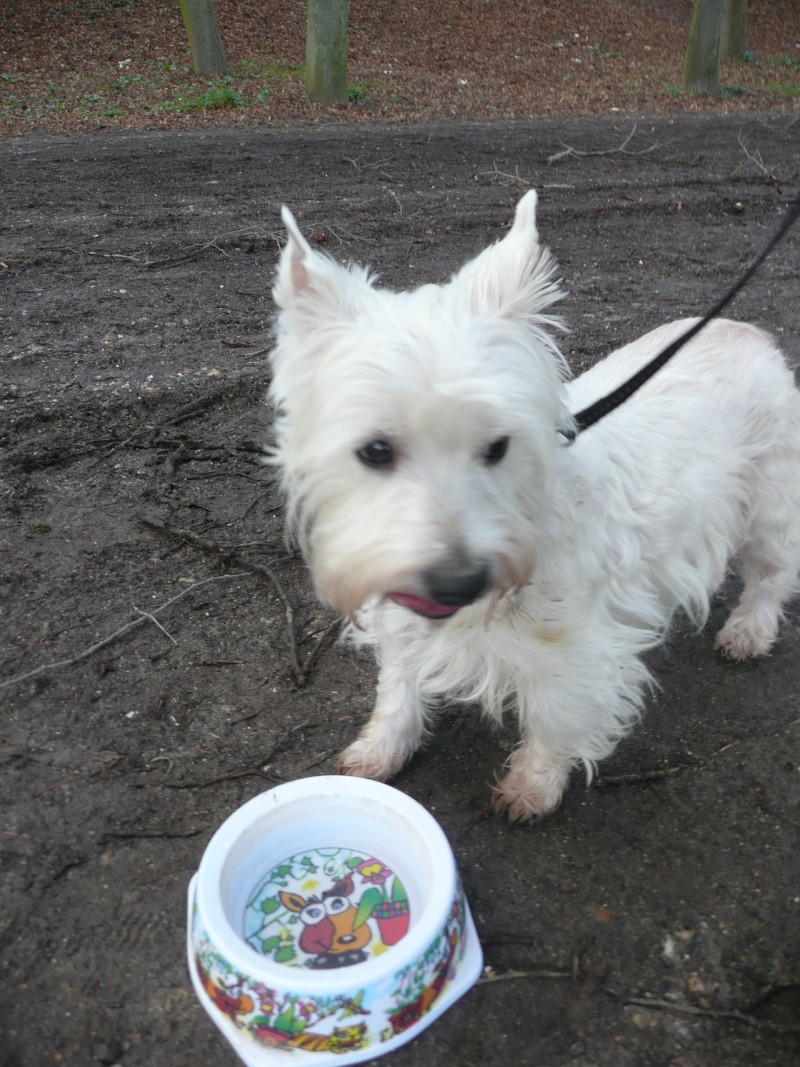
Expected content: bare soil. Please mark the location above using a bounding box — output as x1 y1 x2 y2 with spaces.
2 6 800 1067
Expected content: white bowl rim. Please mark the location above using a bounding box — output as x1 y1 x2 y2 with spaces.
192 775 459 995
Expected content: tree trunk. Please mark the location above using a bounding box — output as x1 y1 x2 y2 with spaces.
682 0 728 94
723 0 748 60
305 0 349 103
179 0 228 77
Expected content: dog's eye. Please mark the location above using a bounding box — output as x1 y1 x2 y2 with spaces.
356 439 395 469
483 436 509 465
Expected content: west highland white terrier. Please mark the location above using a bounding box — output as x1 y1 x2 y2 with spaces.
267 192 800 821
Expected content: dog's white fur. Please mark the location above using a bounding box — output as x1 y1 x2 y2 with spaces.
268 192 800 821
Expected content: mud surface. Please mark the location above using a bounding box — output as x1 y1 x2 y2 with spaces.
2 115 799 1066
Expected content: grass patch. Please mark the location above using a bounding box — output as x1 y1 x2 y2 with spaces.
0 57 308 129
347 82 368 103
346 77 379 103
764 80 800 98
771 54 800 73
263 59 304 81
718 83 748 98
160 85 246 114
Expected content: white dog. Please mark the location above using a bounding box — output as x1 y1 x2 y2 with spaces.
267 192 800 821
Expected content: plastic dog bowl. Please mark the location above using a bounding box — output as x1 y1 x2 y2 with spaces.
187 776 483 1065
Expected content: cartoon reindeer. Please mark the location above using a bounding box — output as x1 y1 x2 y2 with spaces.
280 873 372 969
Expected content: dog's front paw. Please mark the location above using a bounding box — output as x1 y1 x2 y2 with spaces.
492 750 569 823
337 738 407 782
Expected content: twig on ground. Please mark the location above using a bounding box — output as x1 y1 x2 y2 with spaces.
737 130 781 187
594 766 686 787
203 659 261 670
142 228 280 269
49 247 145 263
478 967 572 985
593 739 747 790
480 960 800 1036
474 162 529 187
163 719 313 789
0 574 245 692
300 618 342 683
547 122 661 165
101 827 202 841
320 220 362 245
229 707 263 724
64 247 146 262
85 249 143 262
291 748 339 774
611 991 800 1036
133 606 178 645
146 755 175 774
12 389 266 472
343 155 396 173
87 375 269 464
220 342 270 357
163 765 280 789
139 516 333 687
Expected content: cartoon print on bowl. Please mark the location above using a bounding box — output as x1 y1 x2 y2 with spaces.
244 848 411 969
191 886 467 1055
193 936 371 1053
382 892 465 1040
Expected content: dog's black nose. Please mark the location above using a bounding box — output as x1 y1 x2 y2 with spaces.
421 559 490 606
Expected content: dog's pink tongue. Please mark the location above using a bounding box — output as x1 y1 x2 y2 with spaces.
387 592 460 619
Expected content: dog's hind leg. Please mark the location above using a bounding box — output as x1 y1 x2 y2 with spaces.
716 439 800 661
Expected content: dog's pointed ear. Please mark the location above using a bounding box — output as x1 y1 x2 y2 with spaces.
274 206 317 308
458 190 565 322
509 188 540 242
274 206 372 318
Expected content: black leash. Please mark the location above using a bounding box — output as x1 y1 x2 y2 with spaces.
566 195 800 440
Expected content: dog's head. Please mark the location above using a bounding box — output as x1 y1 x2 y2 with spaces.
268 192 572 619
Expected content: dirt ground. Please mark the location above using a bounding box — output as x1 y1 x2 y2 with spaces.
1 113 799 1066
